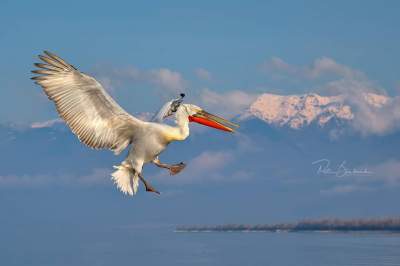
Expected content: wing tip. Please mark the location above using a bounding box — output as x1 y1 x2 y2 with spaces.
36 50 76 71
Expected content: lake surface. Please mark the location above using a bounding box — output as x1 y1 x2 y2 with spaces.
2 226 400 266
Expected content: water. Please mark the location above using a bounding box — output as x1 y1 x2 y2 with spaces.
2 226 400 266
169 231 400 266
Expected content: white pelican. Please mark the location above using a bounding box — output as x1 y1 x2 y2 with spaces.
31 51 239 196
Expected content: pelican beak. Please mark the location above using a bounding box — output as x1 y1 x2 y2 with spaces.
188 110 239 132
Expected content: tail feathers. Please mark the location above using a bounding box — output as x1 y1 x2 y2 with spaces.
111 165 139 196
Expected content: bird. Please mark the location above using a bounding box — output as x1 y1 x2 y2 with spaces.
31 51 239 196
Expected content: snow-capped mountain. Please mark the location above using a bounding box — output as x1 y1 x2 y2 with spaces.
29 92 391 132
243 92 389 129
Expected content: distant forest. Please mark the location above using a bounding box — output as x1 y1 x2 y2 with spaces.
176 218 400 232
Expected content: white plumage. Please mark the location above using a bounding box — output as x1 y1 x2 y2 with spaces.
32 51 238 196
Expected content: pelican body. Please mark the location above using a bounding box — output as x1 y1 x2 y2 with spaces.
31 51 238 196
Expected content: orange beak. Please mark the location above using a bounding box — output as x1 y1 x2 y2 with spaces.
188 110 239 132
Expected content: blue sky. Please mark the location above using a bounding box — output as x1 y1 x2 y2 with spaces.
1 0 400 123
1 2 400 264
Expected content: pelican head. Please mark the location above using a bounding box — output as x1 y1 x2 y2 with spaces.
180 104 239 132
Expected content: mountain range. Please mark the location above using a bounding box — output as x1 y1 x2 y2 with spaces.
242 92 389 129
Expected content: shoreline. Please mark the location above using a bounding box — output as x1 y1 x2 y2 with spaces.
176 218 400 233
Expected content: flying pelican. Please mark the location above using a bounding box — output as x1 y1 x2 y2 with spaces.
31 51 239 196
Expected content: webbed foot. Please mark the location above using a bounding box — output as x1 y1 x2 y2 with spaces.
145 183 161 195
169 162 186 175
138 173 160 195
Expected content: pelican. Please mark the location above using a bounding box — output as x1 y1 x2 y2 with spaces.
31 51 239 196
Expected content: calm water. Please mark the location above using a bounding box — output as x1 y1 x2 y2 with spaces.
2 226 400 266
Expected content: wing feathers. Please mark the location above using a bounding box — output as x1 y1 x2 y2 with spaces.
31 69 57 75
34 62 62 71
43 50 76 70
38 55 68 70
32 51 145 154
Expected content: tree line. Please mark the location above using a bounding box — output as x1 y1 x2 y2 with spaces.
176 218 400 232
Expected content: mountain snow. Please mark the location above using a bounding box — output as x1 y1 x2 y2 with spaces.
244 93 389 129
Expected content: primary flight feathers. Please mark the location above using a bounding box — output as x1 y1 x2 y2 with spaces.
31 51 144 155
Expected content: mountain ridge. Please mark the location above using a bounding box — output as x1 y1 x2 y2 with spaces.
241 92 389 129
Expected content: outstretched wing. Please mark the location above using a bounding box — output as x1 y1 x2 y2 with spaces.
32 51 146 155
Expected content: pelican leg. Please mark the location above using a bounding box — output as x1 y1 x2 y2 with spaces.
152 157 186 175
138 172 160 195
129 159 160 195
